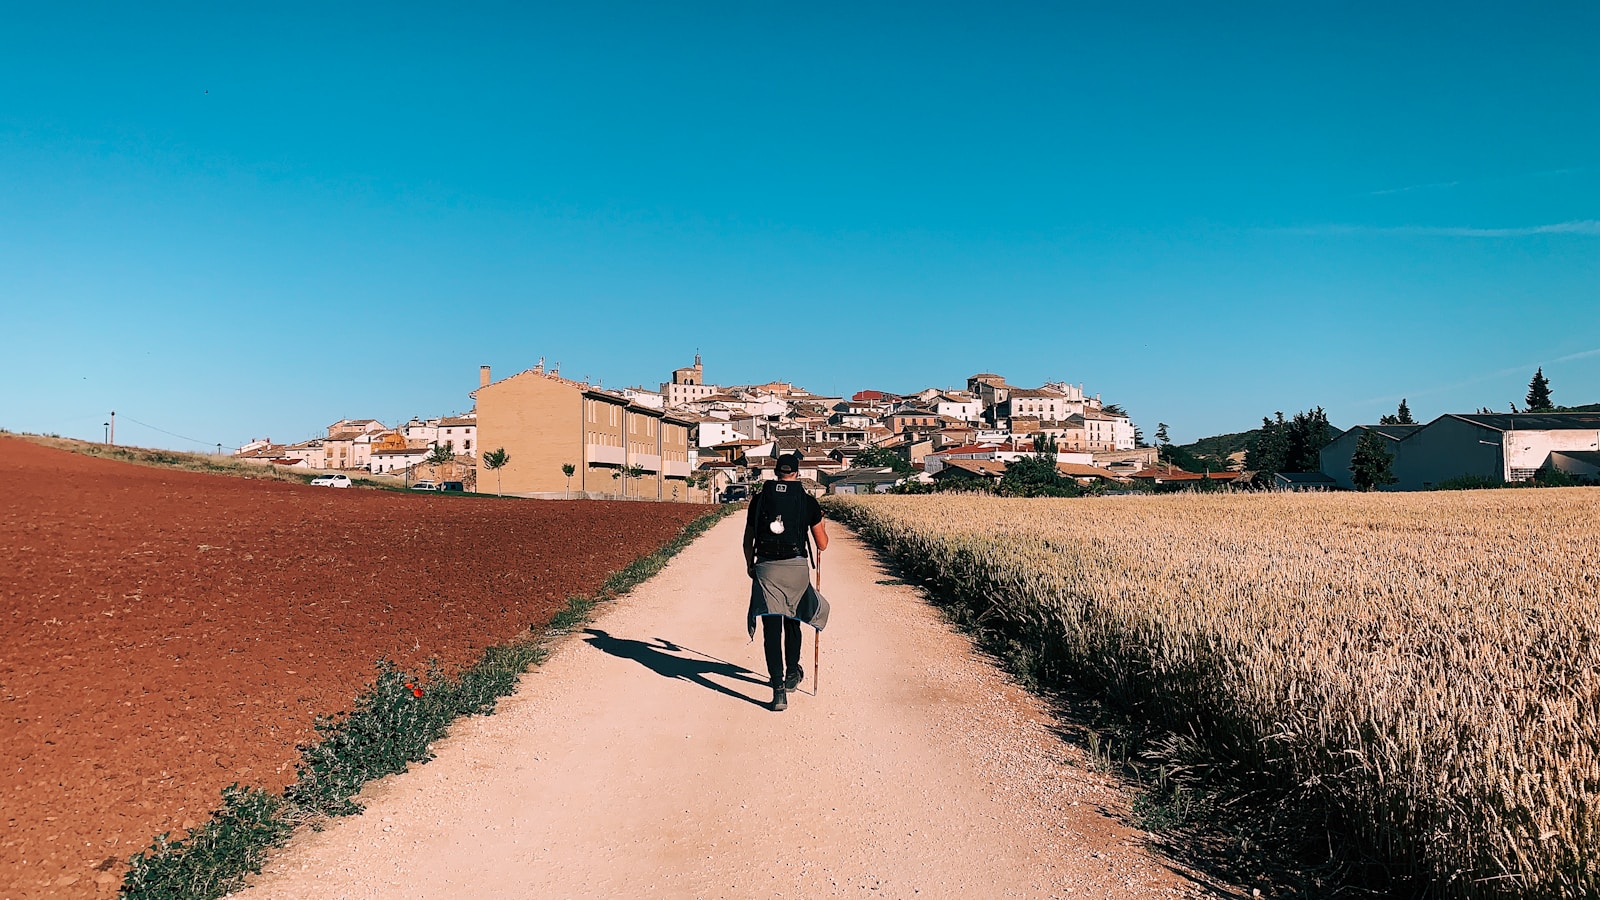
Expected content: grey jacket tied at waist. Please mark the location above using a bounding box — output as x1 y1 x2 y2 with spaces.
747 557 830 637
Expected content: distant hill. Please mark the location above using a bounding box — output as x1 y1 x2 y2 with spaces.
1559 402 1600 413
1174 422 1346 472
1180 429 1259 463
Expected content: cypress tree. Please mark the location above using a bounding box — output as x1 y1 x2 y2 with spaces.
1526 368 1553 411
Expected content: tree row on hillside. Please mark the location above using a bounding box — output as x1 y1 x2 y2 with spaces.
1245 408 1334 479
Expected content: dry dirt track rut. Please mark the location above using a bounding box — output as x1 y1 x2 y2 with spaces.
236 516 1213 899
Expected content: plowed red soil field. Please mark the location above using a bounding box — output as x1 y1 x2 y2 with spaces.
0 436 713 898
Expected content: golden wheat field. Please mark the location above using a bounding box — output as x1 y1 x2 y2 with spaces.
826 489 1600 897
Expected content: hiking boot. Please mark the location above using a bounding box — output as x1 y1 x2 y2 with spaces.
784 665 804 691
771 686 788 712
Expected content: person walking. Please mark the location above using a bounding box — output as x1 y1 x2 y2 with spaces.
744 452 829 711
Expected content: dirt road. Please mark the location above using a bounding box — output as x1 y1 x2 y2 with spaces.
237 515 1214 899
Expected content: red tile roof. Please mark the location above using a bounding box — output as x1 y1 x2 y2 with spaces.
937 459 1008 477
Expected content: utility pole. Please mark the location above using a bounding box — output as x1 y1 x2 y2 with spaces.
109 411 115 446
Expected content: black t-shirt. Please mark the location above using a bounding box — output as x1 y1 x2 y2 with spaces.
748 480 823 559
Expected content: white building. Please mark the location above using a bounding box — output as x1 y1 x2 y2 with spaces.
621 387 665 409
1041 382 1101 409
930 391 984 424
284 438 328 470
372 446 430 474
998 387 1096 422
696 419 743 449
733 415 774 442
1081 409 1136 451
436 415 477 456
403 417 438 445
402 414 477 456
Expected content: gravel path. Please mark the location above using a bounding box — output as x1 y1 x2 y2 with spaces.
236 515 1218 899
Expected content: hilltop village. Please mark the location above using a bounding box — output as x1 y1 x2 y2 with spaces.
234 356 1156 500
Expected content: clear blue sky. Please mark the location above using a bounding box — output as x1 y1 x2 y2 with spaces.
2 2 1596 449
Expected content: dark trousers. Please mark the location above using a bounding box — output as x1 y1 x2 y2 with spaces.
761 615 802 685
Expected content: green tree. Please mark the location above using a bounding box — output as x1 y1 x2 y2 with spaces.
481 448 510 496
423 443 455 483
561 462 576 497
1526 367 1553 411
611 463 646 497
1349 430 1398 491
999 436 1078 497
686 470 713 501
853 445 913 474
1246 408 1333 480
1378 398 1416 426
1245 412 1289 476
1155 422 1174 464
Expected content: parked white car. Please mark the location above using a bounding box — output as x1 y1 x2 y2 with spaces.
311 474 353 488
411 480 439 491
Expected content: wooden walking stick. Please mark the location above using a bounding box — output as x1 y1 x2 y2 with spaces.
811 541 821 696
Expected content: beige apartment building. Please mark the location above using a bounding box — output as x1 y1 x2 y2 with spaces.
473 364 694 500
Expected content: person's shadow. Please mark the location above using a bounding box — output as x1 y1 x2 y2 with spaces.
583 629 769 708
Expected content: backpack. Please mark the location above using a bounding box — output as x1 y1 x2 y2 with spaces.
753 481 812 560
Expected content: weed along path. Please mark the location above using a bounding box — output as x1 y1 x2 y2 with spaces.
236 515 1212 899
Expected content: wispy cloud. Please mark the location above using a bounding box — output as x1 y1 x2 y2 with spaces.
1355 347 1600 405
1553 346 1600 365
1366 166 1588 196
1368 179 1460 196
1279 220 1600 238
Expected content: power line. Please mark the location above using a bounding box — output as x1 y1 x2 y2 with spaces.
119 415 235 453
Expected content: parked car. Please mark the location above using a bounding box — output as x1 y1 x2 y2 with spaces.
310 474 352 488
721 484 749 503
411 480 439 491
441 481 465 492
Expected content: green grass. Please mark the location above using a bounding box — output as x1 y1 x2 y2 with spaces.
3 431 535 495
7 432 406 490
120 787 291 900
118 502 737 899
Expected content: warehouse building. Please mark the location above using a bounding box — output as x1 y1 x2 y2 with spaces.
1320 412 1600 490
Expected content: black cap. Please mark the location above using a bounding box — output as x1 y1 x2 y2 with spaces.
775 453 800 474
